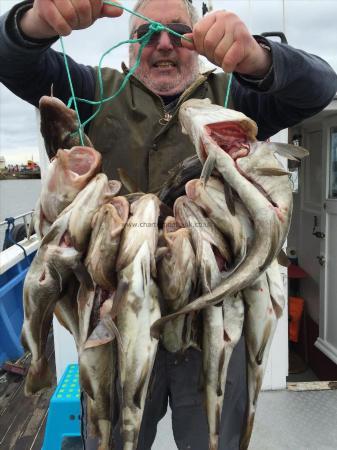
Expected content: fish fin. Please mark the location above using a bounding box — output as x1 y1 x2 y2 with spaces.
217 348 225 396
25 356 53 396
277 249 290 267
117 168 139 193
256 321 273 365
223 183 236 216
74 262 94 290
133 359 150 409
155 246 169 263
255 167 291 176
215 403 222 438
267 142 309 160
200 153 216 184
84 315 123 351
110 279 129 320
181 123 188 135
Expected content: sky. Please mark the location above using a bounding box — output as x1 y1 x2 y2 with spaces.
1 0 337 164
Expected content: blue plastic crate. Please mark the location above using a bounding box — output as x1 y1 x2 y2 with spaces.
42 364 81 450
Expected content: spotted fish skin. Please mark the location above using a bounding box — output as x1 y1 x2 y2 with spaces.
115 194 161 450
158 217 197 353
179 196 243 450
21 217 83 395
239 259 285 450
151 99 294 332
39 95 93 160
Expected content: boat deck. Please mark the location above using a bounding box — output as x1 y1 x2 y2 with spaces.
0 334 55 450
1 337 336 450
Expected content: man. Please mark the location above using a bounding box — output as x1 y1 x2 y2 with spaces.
0 1 336 449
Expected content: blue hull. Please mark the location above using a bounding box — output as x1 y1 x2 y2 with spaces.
0 252 35 366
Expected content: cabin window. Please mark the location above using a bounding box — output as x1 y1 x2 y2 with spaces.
329 127 337 199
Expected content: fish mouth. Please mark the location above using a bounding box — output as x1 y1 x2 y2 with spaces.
68 147 96 175
204 123 278 208
205 122 250 160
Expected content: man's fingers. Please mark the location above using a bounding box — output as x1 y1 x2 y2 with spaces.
89 0 103 21
71 0 93 28
192 13 217 55
181 33 195 50
221 41 244 73
53 0 79 29
203 21 227 63
41 1 73 36
213 28 234 67
100 0 124 18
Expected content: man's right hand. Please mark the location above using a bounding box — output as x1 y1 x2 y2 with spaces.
20 0 123 39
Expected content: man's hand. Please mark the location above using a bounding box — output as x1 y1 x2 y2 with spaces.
20 0 123 39
182 11 272 77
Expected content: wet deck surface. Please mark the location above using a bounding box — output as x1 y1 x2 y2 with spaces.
0 334 56 450
1 339 336 450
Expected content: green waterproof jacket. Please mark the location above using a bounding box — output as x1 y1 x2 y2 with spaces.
88 66 233 193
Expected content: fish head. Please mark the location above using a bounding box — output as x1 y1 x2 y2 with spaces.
163 216 190 248
179 98 257 164
116 194 160 275
174 196 233 271
39 96 93 159
86 202 127 289
40 146 102 223
55 146 101 187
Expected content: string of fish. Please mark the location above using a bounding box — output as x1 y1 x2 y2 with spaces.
60 0 233 146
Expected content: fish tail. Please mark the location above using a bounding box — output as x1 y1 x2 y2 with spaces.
239 411 255 450
20 328 29 352
133 359 150 409
24 356 53 396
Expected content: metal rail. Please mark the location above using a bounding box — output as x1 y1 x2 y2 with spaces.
0 210 34 227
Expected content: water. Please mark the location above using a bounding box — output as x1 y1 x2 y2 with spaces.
0 179 41 248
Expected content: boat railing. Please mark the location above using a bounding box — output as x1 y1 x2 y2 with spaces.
0 213 40 365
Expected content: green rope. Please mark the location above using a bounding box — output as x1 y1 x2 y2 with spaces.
60 37 84 145
224 73 233 108
60 0 233 140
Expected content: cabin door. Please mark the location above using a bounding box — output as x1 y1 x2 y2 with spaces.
316 117 337 364
262 129 289 390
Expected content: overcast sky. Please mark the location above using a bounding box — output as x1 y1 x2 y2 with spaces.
1 0 337 164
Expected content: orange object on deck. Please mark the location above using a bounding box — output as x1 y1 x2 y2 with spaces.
289 296 305 342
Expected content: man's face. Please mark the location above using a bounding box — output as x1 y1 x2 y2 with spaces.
129 0 199 96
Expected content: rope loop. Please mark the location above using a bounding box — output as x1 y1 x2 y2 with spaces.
60 1 233 140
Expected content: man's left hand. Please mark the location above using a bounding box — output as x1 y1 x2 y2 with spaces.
182 11 272 77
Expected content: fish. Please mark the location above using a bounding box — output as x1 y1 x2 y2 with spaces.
157 216 197 353
40 146 102 223
85 197 129 290
53 277 81 346
63 174 122 252
173 195 243 450
115 194 161 450
239 259 285 450
185 176 248 263
116 194 159 277
31 145 102 239
157 155 202 208
21 216 84 395
151 98 302 334
79 341 119 450
39 95 93 160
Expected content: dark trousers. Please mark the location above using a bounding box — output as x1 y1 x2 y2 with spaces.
85 337 247 450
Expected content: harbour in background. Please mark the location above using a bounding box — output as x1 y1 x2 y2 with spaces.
0 179 41 248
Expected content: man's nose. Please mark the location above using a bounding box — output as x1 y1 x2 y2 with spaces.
156 31 174 50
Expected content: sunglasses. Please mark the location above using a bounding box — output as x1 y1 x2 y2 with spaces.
134 23 192 47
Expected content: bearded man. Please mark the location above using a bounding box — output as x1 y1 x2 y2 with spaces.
0 0 336 449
